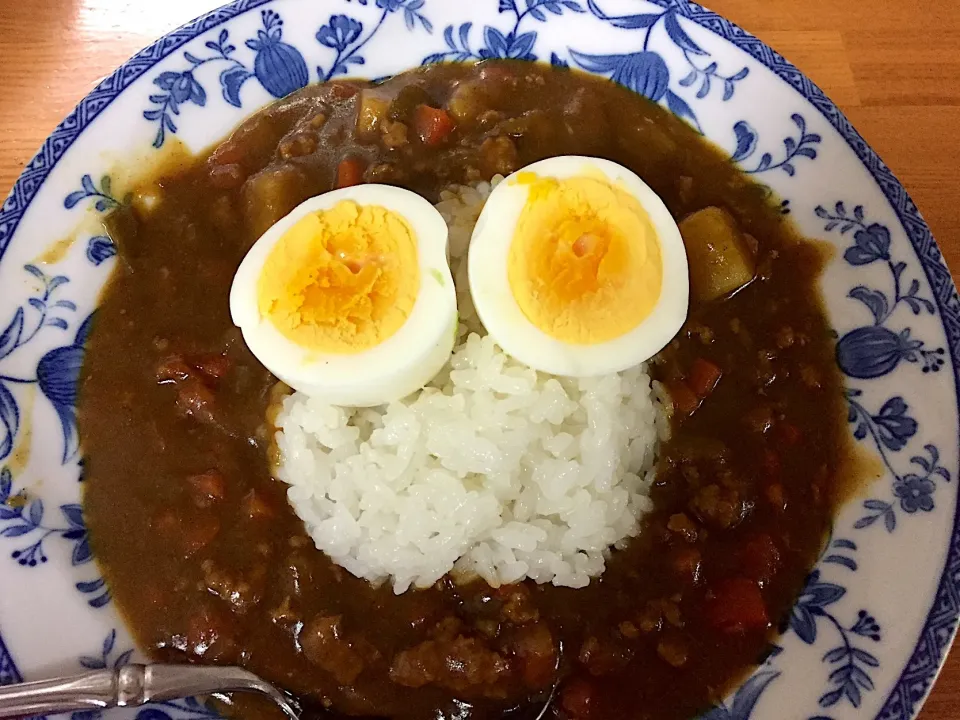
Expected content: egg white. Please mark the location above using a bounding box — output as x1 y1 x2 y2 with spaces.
468 156 689 377
230 185 457 407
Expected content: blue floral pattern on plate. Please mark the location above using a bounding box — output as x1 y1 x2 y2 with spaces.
732 114 821 176
0 264 87 464
316 0 433 80
0 3 957 720
144 10 311 147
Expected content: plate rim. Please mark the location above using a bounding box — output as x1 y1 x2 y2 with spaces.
0 0 958 717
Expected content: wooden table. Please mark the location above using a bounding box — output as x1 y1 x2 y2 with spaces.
1 0 958 716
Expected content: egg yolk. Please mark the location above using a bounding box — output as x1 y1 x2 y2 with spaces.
507 173 663 345
257 201 419 354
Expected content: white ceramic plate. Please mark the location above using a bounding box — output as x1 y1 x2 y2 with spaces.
1 1 958 719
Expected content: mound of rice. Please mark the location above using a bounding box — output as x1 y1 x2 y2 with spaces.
274 178 669 593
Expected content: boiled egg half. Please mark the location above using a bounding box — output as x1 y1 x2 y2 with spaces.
468 156 689 377
230 185 457 407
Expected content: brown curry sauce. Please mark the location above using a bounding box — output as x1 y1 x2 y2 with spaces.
79 61 852 720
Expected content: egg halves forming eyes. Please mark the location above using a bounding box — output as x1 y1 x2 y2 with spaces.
230 185 457 407
468 156 689 377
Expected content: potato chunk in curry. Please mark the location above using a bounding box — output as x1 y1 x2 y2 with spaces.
679 206 757 304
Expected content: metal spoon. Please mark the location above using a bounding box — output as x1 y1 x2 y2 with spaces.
0 664 301 720
0 663 562 720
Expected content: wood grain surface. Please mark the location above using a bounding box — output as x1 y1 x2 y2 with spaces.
1 0 958 716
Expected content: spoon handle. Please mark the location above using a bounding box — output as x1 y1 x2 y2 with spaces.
0 664 299 719
0 665 132 717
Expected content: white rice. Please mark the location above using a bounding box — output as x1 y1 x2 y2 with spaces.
274 178 669 593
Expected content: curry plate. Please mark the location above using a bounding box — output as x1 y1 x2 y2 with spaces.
0 1 958 719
